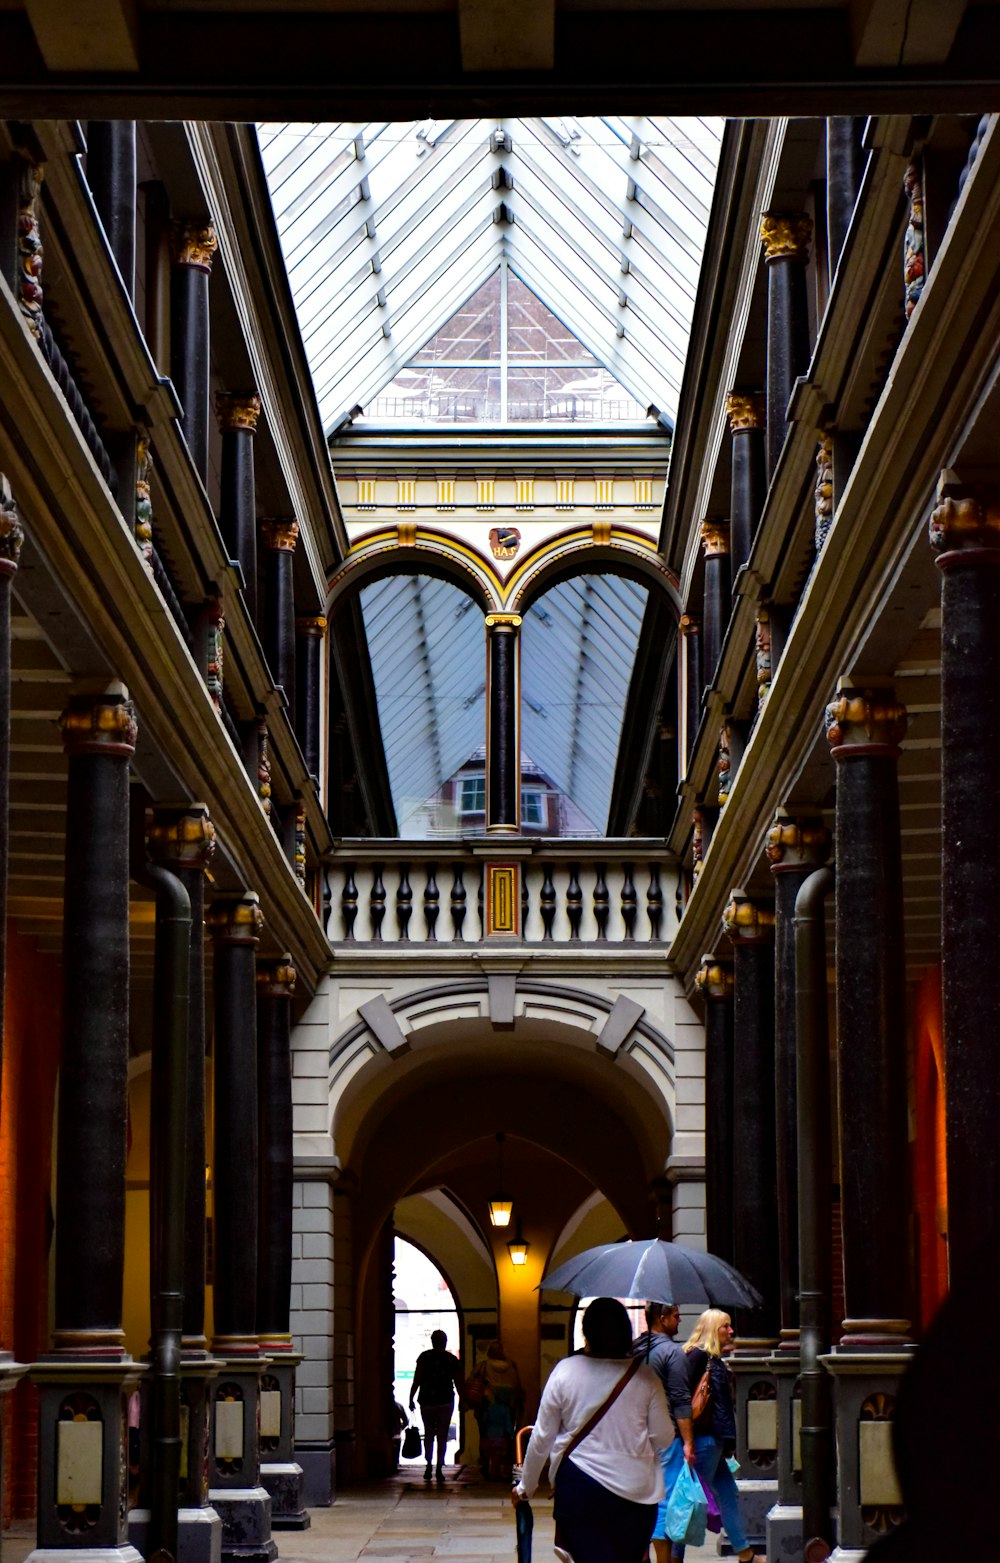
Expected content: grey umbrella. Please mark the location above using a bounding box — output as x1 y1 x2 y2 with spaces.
537 1238 763 1309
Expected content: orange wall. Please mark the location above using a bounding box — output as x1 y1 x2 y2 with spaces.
913 964 948 1329
0 922 62 1524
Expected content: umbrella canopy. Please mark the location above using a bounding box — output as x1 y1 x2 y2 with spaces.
537 1239 763 1310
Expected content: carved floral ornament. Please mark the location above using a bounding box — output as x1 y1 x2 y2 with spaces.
760 212 812 265
725 391 766 434
695 953 734 1002
172 221 218 272
825 687 907 754
215 392 262 435
765 809 830 869
206 893 264 945
929 482 1000 554
722 890 775 944
147 805 217 871
0 487 25 573
60 691 138 757
261 517 300 553
17 160 44 338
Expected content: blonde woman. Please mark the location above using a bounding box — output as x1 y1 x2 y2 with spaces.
682 1310 763 1563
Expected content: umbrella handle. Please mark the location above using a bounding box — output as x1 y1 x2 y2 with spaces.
515 1424 534 1465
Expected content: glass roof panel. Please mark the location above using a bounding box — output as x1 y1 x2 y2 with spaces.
258 115 724 429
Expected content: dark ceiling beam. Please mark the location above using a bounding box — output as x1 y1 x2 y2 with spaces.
0 7 999 119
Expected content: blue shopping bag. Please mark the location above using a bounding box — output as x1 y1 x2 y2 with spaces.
665 1462 708 1547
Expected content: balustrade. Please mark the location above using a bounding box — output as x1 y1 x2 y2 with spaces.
323 845 677 946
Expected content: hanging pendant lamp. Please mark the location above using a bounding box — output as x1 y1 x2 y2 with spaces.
507 1217 530 1267
488 1131 512 1228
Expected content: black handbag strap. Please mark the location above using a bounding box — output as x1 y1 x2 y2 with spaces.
562 1357 641 1465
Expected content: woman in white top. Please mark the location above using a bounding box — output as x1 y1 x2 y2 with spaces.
512 1298 674 1563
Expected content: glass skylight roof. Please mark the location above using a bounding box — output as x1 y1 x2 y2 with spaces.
258 116 724 430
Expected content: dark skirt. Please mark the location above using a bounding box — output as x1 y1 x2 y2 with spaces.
553 1457 658 1563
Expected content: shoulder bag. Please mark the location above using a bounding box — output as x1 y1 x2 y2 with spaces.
690 1351 713 1430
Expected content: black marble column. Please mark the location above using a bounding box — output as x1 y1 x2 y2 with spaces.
931 483 1000 1277
171 221 218 483
87 121 136 299
216 393 262 622
826 681 911 1341
486 613 521 833
296 615 327 779
765 810 830 1345
262 518 299 714
700 520 731 689
725 392 767 579
826 117 866 278
680 613 702 766
695 953 735 1266
760 213 812 479
723 890 779 1344
0 486 23 1105
207 891 263 1356
31 686 142 1560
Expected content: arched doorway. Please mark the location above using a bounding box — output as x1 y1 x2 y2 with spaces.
392 1236 461 1468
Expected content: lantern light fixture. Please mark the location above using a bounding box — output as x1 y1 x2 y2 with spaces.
488 1131 512 1228
507 1217 529 1268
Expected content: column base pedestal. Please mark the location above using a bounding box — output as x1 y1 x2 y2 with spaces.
261 1462 310 1530
730 1477 776 1550
820 1349 910 1555
208 1488 277 1563
27 1549 146 1563
765 1501 804 1560
129 1507 223 1563
295 1440 335 1507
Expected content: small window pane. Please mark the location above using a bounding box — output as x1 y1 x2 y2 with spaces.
460 776 486 812
521 790 544 825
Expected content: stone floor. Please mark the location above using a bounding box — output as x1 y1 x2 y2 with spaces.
3 1471 723 1563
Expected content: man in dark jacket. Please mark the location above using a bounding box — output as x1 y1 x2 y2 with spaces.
633 1302 695 1563
409 1329 465 1484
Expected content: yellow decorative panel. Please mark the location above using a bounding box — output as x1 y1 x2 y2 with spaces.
634 477 654 507
555 478 575 509
747 1400 778 1450
57 1419 103 1506
357 478 377 510
595 478 614 509
859 1421 902 1507
437 479 456 509
486 864 519 935
397 478 416 509
476 479 495 509
515 479 534 510
260 1389 282 1439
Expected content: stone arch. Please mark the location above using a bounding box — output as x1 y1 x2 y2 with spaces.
325 533 501 620
504 527 681 616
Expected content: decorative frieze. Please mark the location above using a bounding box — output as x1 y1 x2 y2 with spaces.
555 477 575 509
135 436 154 565
17 160 44 338
903 160 925 320
476 477 495 510
436 478 455 509
515 478 534 510
815 434 834 552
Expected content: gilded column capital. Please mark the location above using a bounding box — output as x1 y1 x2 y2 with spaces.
765 807 830 872
296 615 328 639
17 159 44 337
171 221 218 272
0 486 25 577
695 952 735 1002
825 682 907 758
484 613 523 631
929 476 1000 556
700 518 730 558
679 612 701 637
206 891 263 946
215 392 261 435
725 392 766 434
760 212 812 264
257 955 296 998
148 803 217 872
261 517 300 553
722 888 775 945
60 686 137 758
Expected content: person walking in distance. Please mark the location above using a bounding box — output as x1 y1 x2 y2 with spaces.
409 1328 465 1485
632 1302 696 1563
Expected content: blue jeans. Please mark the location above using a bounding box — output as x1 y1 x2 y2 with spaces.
653 1435 749 1556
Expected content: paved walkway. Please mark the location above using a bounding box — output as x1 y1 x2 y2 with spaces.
4 1471 722 1563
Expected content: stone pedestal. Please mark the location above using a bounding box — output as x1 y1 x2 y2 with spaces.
209 1361 277 1563
29 1360 146 1563
128 1354 225 1563
260 1355 309 1530
821 1351 910 1560
765 1351 805 1562
729 1353 778 1551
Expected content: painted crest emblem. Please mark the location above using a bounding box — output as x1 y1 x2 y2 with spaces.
489 525 521 560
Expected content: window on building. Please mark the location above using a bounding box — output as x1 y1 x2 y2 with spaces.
459 775 486 813
369 262 646 424
520 790 544 825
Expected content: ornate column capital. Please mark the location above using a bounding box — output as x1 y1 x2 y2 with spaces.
484 613 522 631
725 392 766 434
215 392 261 435
148 802 217 872
722 888 775 945
825 681 907 759
929 473 1000 558
257 956 296 999
261 517 300 553
695 952 735 1001
700 518 730 558
760 212 812 264
60 685 137 758
0 485 25 578
206 891 263 946
296 614 328 638
679 611 701 637
765 807 830 872
171 221 218 272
